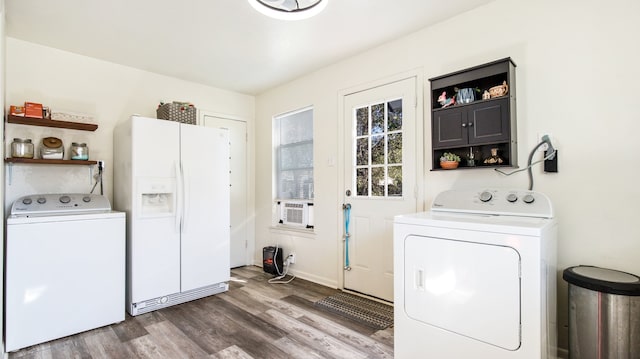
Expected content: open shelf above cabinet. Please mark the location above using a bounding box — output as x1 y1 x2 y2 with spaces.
4 158 98 165
7 114 98 131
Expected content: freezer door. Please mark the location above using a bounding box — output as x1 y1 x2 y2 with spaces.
129 116 181 302
132 116 180 178
180 124 231 291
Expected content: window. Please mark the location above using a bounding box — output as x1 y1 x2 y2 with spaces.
274 107 314 201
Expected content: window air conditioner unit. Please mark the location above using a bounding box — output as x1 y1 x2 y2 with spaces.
278 201 313 228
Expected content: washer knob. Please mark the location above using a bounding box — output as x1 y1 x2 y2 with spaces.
479 191 493 202
83 196 91 203
37 197 47 204
22 198 32 205
506 193 518 203
59 195 71 204
523 194 535 204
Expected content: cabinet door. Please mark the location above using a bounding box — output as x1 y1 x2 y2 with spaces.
432 107 468 149
467 98 510 145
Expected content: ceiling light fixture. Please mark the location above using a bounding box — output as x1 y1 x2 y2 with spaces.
248 0 328 21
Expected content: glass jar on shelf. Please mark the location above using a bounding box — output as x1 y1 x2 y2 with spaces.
11 138 34 159
70 142 89 160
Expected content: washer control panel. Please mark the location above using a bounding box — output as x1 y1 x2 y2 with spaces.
431 188 553 218
11 193 112 216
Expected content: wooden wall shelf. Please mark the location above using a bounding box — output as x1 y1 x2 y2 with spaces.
5 158 98 165
7 114 98 131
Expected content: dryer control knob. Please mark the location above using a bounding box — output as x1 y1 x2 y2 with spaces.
479 191 493 202
59 195 71 204
22 198 32 205
37 197 46 204
83 196 91 203
507 193 518 202
523 194 535 204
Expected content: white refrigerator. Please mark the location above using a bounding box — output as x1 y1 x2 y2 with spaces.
114 115 230 315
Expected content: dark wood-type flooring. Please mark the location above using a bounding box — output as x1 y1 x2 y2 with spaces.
9 265 394 358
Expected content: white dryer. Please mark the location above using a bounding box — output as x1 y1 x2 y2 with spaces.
394 188 558 359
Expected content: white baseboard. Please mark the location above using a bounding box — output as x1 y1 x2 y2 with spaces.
250 260 338 289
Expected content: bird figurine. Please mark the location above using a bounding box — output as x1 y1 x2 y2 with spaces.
438 91 455 108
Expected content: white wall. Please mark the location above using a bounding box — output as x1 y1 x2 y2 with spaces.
4 38 255 212
254 0 640 352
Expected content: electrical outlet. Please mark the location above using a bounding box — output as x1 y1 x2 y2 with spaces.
289 253 295 264
544 150 558 173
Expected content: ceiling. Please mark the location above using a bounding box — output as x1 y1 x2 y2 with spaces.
5 0 494 95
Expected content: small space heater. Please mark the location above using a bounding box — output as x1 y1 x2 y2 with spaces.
263 246 283 276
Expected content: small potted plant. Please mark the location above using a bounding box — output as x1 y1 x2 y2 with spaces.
440 152 461 169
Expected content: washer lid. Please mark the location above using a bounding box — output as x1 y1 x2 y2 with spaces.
563 265 640 296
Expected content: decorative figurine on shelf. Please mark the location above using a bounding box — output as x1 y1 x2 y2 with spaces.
484 147 504 165
437 91 456 108
482 90 491 100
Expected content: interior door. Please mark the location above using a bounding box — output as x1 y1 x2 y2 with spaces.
343 77 417 302
203 115 249 268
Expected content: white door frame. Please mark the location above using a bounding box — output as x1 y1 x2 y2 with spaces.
336 69 425 293
199 110 254 268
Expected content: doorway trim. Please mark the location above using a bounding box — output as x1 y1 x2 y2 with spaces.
336 68 425 294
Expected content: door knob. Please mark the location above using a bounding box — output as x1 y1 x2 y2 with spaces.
345 189 352 197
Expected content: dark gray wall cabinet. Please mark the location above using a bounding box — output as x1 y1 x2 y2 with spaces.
429 58 517 170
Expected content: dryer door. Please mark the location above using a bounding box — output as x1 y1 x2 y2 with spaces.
404 235 521 350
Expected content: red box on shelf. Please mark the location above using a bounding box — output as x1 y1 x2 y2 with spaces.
24 102 44 118
9 105 25 117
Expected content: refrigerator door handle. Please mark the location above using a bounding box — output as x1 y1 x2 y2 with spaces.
182 164 190 233
175 161 183 232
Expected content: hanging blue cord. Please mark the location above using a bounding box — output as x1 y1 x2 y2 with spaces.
344 204 351 270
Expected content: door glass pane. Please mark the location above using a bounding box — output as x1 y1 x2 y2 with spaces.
388 165 402 197
356 107 369 136
352 98 403 198
387 133 402 164
371 167 385 197
372 103 384 134
371 135 385 165
356 168 369 196
388 99 403 131
356 138 369 166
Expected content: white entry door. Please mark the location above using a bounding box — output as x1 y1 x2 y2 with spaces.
203 115 249 268
343 77 418 302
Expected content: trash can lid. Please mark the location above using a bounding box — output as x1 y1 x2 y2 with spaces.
563 265 640 296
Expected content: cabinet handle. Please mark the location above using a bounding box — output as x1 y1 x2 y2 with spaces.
468 122 473 127
462 123 467 128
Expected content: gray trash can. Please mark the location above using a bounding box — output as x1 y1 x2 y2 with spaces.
563 265 640 359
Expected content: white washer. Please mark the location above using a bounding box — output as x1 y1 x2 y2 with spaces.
394 188 558 359
5 193 125 352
